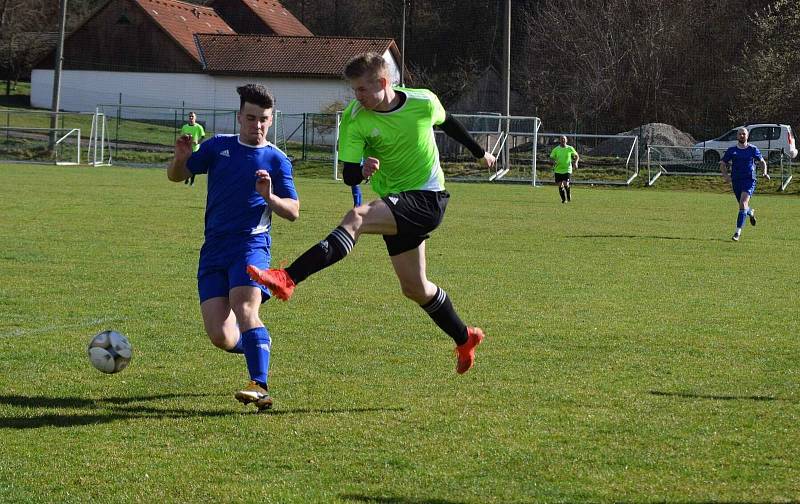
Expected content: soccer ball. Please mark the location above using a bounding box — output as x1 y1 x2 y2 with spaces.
87 330 132 374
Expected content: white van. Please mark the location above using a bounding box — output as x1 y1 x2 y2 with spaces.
692 124 798 163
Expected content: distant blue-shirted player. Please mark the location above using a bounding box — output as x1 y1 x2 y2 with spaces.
167 84 299 410
719 126 769 242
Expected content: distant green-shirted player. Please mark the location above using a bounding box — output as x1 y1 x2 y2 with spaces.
180 112 206 185
248 52 496 375
549 135 579 203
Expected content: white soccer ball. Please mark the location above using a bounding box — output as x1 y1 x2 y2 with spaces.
87 330 132 374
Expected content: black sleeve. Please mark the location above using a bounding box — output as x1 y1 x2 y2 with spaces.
342 161 364 186
436 113 486 159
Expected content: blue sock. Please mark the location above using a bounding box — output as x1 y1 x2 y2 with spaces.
242 327 271 386
225 334 245 354
746 208 754 216
736 210 746 229
351 185 362 207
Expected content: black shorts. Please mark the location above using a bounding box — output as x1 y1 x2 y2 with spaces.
381 190 450 256
554 172 571 183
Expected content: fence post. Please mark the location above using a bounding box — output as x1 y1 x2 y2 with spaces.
302 113 307 161
115 93 122 151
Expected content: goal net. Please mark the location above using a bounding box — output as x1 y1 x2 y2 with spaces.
0 109 110 166
536 133 639 186
646 145 794 191
437 114 541 183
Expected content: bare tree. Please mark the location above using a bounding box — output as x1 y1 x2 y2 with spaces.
0 0 58 92
731 0 800 129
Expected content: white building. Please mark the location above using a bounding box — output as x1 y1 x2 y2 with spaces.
32 0 402 127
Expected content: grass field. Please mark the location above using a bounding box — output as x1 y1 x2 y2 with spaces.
1 163 798 503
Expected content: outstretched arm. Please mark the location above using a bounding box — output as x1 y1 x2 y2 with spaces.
437 114 496 167
168 135 193 182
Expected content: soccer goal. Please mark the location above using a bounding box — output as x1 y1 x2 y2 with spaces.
87 110 112 166
331 113 542 184
438 114 542 184
0 126 81 165
536 133 639 186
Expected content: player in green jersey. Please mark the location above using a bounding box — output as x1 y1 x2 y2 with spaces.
249 52 495 374
180 112 206 186
549 135 579 203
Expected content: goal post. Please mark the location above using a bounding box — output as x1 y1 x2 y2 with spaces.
331 113 543 184
0 126 81 165
0 109 111 166
87 110 112 166
535 132 639 186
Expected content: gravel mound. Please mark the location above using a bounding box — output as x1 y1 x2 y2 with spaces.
592 123 696 157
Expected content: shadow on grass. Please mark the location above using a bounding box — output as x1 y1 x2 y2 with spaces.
649 390 779 402
0 394 407 429
566 234 723 242
0 393 235 429
261 406 405 417
340 495 467 504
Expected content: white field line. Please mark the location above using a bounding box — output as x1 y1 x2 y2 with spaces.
0 316 129 338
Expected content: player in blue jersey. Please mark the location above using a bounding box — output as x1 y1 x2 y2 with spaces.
167 84 299 410
719 127 769 242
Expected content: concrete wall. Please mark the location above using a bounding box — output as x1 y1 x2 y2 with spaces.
31 69 354 117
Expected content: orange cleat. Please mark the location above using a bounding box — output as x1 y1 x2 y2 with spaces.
455 327 485 374
247 265 296 301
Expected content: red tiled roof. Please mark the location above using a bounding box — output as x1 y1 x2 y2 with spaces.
237 0 313 36
195 34 399 77
134 0 235 62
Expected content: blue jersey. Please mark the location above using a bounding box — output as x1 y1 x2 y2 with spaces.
187 135 297 242
721 145 762 181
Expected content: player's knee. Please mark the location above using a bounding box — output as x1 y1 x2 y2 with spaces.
341 207 364 233
205 327 231 350
231 308 260 332
399 283 427 304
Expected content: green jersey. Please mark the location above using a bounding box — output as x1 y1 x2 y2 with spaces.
181 123 206 152
338 87 446 197
549 145 578 174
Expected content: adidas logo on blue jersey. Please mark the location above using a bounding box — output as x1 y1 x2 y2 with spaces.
220 149 230 157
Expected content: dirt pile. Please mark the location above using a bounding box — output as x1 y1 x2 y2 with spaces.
592 123 696 157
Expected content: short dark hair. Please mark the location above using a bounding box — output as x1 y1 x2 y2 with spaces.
236 84 274 110
343 52 389 80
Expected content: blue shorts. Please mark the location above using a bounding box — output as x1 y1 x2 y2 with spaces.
197 233 270 303
732 178 756 200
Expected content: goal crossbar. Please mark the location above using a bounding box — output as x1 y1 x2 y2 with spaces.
535 132 639 186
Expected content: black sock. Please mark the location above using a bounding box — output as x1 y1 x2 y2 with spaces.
566 186 571 201
285 226 354 283
558 186 566 202
420 287 468 345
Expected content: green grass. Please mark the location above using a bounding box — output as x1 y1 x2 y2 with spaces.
1 163 799 503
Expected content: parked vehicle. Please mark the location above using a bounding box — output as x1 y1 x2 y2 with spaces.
692 124 798 164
